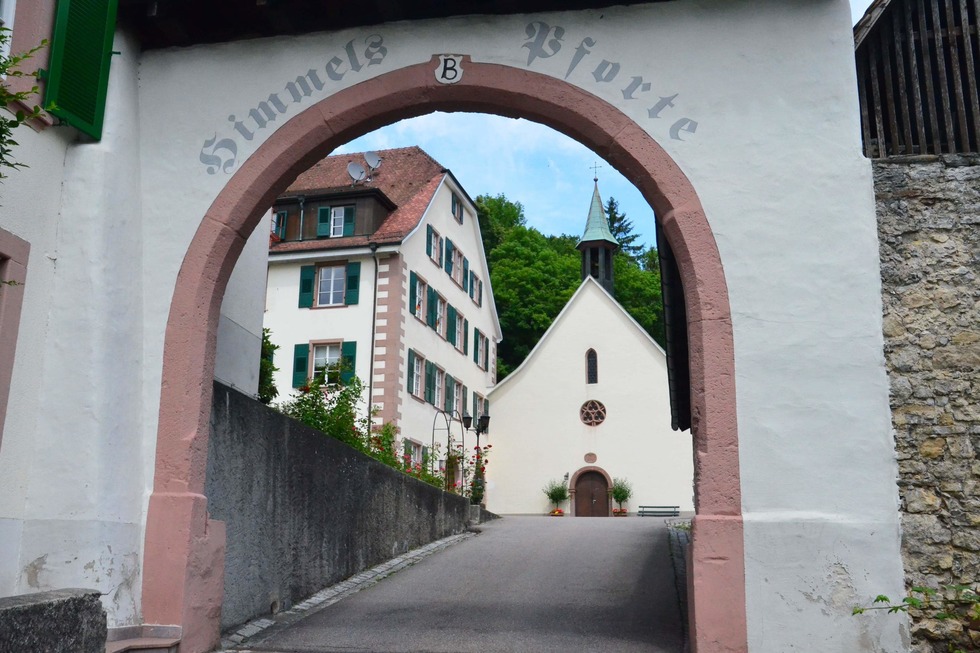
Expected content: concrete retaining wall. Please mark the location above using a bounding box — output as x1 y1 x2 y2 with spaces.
0 588 106 653
206 382 470 630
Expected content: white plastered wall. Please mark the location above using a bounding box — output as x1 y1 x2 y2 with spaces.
0 0 905 644
264 253 377 404
0 31 147 623
396 179 498 456
486 279 694 515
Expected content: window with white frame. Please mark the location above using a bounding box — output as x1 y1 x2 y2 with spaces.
404 439 423 466
477 331 489 370
469 271 481 305
453 382 463 415
412 355 425 398
435 295 447 336
413 275 426 320
473 393 487 419
429 227 442 265
434 367 445 409
330 206 345 237
317 265 346 306
313 343 341 384
410 351 424 398
451 192 463 223
454 312 465 351
452 247 465 285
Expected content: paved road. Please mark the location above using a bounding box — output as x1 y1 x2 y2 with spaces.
247 516 683 653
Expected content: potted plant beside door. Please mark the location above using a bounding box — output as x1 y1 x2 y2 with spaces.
543 479 569 516
611 478 632 516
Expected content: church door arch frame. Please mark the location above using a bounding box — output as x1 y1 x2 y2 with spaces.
569 465 613 517
141 56 746 653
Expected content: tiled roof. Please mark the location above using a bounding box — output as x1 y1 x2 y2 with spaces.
271 146 446 254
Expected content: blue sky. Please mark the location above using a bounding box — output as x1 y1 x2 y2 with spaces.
335 1 875 250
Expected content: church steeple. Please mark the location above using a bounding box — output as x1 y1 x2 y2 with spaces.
576 178 619 294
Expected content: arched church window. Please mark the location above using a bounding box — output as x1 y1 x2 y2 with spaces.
586 349 598 384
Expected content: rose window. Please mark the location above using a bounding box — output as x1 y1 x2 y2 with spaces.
580 400 607 426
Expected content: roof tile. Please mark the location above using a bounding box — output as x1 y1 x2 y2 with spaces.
271 146 447 254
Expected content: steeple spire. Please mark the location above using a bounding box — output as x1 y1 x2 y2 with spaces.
576 178 619 294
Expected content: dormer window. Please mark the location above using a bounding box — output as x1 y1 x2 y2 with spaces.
317 205 355 238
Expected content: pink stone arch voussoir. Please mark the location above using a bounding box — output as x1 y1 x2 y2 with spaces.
143 56 747 653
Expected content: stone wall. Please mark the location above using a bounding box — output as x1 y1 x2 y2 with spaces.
876 154 980 652
206 382 470 631
0 589 106 653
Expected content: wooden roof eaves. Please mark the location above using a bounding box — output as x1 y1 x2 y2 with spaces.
854 0 895 50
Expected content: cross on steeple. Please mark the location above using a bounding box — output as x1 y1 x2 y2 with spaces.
590 161 602 181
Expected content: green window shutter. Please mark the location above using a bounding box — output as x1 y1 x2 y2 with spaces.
472 392 478 420
426 287 437 328
298 265 316 308
407 349 416 393
485 398 490 415
473 328 481 363
446 305 457 343
425 361 435 404
463 319 469 355
343 206 356 237
409 271 418 313
444 376 455 412
479 280 483 306
345 261 361 305
426 225 433 257
462 386 468 417
444 239 454 274
421 445 428 463
292 344 309 388
483 338 490 370
340 341 357 384
316 207 332 237
43 0 120 141
462 258 469 292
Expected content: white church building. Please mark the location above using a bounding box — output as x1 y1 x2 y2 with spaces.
486 183 693 516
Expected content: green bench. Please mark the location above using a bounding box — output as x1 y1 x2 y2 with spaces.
638 505 680 517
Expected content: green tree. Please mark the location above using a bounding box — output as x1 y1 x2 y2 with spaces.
258 328 280 404
489 226 579 376
605 197 643 260
475 193 526 263
641 245 660 273
613 252 665 347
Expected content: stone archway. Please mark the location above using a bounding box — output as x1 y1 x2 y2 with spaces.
141 56 746 653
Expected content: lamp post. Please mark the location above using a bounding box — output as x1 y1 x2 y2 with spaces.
463 412 490 505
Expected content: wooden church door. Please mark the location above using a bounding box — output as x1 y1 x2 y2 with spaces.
575 472 609 517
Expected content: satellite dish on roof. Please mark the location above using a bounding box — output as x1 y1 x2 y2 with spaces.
364 151 383 171
347 162 367 184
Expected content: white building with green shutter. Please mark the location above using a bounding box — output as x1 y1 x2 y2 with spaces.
264 146 501 468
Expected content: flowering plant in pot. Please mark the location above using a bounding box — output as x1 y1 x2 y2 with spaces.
543 479 569 516
611 478 632 516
